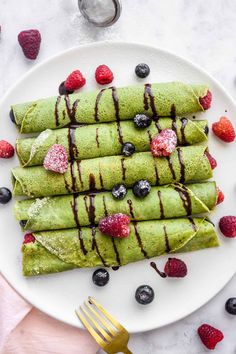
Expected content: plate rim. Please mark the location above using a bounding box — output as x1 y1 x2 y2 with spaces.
0 40 236 333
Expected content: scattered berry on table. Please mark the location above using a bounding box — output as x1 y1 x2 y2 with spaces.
198 324 224 350
134 114 152 129
92 268 110 287
199 90 212 110
212 116 235 142
112 184 127 200
122 142 135 157
135 285 154 305
135 63 150 78
225 297 236 315
64 70 86 91
23 233 35 244
219 216 236 238
150 129 177 157
133 180 151 198
164 258 187 278
98 213 130 238
18 29 41 60
95 65 114 85
58 81 74 95
205 151 217 170
216 187 224 205
0 140 14 158
0 187 12 204
43 144 68 174
9 109 16 124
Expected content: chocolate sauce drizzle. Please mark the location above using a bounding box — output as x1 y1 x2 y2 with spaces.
89 173 96 191
143 84 158 118
99 169 104 189
127 199 135 219
157 190 165 219
121 158 126 181
102 196 108 217
55 96 61 127
112 238 121 266
94 89 105 122
64 95 79 125
177 148 185 183
170 104 177 133
188 217 197 231
150 261 167 278
70 160 77 193
71 194 87 255
153 159 160 185
76 160 84 188
174 184 192 215
68 127 79 160
95 127 100 148
163 225 170 253
133 222 148 258
110 87 124 145
180 118 188 145
147 130 152 144
91 227 107 266
167 156 176 180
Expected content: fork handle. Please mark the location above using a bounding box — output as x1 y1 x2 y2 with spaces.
122 348 133 354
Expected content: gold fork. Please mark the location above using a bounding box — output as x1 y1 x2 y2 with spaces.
75 296 133 354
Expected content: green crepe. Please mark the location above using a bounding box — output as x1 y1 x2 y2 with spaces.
22 218 219 276
16 118 208 167
15 182 217 232
11 82 209 133
12 146 212 198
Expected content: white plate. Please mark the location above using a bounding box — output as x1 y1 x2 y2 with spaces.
0 41 236 333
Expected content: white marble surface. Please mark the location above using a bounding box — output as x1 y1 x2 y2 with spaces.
0 0 236 353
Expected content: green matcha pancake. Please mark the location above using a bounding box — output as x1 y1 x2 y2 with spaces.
11 82 209 133
15 182 217 231
22 218 219 276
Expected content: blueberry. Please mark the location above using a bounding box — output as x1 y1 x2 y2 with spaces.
122 142 135 157
134 114 152 129
135 285 154 305
58 81 74 95
0 187 12 204
20 220 27 227
112 184 127 200
204 125 209 135
9 109 16 124
92 268 110 287
133 180 151 198
225 298 236 315
135 63 150 78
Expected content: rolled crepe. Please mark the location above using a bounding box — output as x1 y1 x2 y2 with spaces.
15 182 217 231
22 218 219 276
16 118 208 167
11 82 209 133
12 146 212 198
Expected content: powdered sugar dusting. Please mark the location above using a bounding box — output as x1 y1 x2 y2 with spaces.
44 144 68 173
29 129 52 162
28 197 50 218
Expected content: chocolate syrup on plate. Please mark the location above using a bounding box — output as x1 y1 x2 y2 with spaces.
150 261 167 278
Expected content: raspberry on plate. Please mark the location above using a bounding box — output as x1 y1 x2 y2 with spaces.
205 151 217 170
199 90 212 110
0 140 14 158
98 213 130 238
150 129 177 157
18 29 41 60
198 324 224 350
164 258 187 278
95 65 114 85
219 216 236 238
216 187 224 205
64 70 86 91
43 144 68 174
212 116 235 142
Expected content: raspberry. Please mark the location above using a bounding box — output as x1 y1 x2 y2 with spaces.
23 233 35 244
98 213 130 238
198 324 224 350
95 65 114 85
199 90 212 110
216 187 224 205
0 140 14 158
205 151 217 170
219 216 236 238
150 129 177 157
212 116 235 143
164 258 187 278
64 70 86 91
18 29 41 60
43 144 68 174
